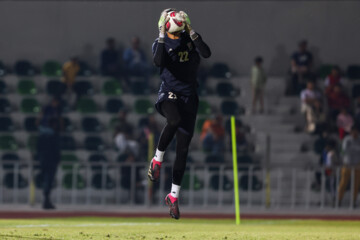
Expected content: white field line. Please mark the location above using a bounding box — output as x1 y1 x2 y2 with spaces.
13 222 166 228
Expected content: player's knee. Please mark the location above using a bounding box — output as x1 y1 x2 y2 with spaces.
167 117 181 128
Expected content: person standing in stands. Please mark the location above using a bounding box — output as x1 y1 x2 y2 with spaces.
251 56 267 114
100 38 120 77
37 98 63 209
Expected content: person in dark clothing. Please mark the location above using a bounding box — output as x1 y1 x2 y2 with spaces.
100 38 120 77
37 98 63 209
147 8 211 219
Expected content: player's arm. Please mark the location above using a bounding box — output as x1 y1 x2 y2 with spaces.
180 11 211 58
153 9 172 67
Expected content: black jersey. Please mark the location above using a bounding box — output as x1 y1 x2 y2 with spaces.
152 32 211 96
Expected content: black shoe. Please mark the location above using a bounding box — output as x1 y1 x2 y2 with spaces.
165 194 180 220
148 159 161 182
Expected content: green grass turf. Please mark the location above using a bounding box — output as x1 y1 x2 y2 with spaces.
0 217 360 240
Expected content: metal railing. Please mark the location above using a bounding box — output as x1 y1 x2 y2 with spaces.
0 160 359 210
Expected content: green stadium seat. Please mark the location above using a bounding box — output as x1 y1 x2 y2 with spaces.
46 80 66 96
0 117 14 132
27 135 38 152
2 153 20 170
3 172 28 189
62 173 86 190
42 60 62 77
21 98 40 114
240 175 262 191
131 80 149 95
102 79 122 96
197 100 211 115
0 135 18 151
78 61 94 77
0 80 7 94
63 117 74 132
84 136 105 151
17 79 37 95
134 99 154 114
210 175 233 191
14 60 36 76
24 117 38 132
77 98 97 114
181 173 203 191
109 117 119 130
88 154 107 171
91 173 115 190
216 82 239 97
81 117 102 132
209 62 231 79
60 135 77 151
347 65 360 80
74 80 94 96
221 100 245 115
0 98 11 113
317 64 333 79
195 117 206 133
105 99 124 114
61 153 79 171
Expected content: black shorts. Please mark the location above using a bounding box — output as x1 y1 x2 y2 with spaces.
155 91 199 136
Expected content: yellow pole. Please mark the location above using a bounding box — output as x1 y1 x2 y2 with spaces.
231 116 240 225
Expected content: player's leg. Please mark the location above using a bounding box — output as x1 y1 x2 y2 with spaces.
338 167 350 206
148 100 181 182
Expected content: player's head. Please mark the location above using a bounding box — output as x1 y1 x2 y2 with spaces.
131 36 140 50
298 40 308 52
106 38 116 49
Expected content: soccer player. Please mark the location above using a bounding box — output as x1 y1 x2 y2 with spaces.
148 9 211 219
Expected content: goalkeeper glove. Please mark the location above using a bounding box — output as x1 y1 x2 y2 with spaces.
179 11 198 41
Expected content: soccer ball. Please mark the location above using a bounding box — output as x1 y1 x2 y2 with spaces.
166 11 185 33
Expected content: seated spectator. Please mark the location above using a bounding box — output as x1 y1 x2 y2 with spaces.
200 114 225 154
251 56 267 114
325 66 344 92
336 108 354 139
100 38 120 77
61 57 79 91
288 40 314 95
326 84 350 120
123 36 150 86
305 99 326 134
300 80 321 114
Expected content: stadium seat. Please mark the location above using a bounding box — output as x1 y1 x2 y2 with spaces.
59 117 73 132
209 62 231 79
0 98 11 113
46 80 66 96
14 60 36 76
216 82 239 97
78 61 94 77
81 117 102 132
225 118 243 134
17 79 37 95
317 64 333 79
77 98 97 113
20 98 40 114
181 173 203 191
131 80 149 95
0 117 14 132
352 84 360 98
60 135 77 151
91 173 115 189
347 65 360 80
88 153 107 171
0 61 7 76
0 135 18 151
3 172 28 189
195 117 206 133
61 153 79 171
239 175 262 191
197 100 211 115
205 154 225 171
134 99 154 114
0 80 7 94
24 117 38 132
73 80 94 96
84 136 105 151
221 100 245 115
27 135 38 152
2 153 20 170
62 173 86 190
105 99 124 114
102 79 122 96
210 175 233 191
238 154 254 171
42 60 62 77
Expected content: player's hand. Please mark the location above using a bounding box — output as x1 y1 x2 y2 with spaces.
179 11 191 25
158 8 176 30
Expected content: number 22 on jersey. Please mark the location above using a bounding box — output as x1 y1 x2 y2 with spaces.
178 51 189 62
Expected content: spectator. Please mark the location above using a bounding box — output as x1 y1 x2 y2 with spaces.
61 57 79 91
336 108 354 139
37 98 63 210
251 56 267 114
337 126 360 207
325 66 344 92
288 40 313 95
123 36 150 86
326 84 350 120
200 114 225 154
305 99 326 134
138 114 162 159
300 81 322 130
100 38 120 77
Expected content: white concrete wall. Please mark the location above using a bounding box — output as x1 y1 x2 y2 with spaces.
0 1 359 75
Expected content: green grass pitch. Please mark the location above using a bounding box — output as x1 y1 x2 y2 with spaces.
0 217 360 239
